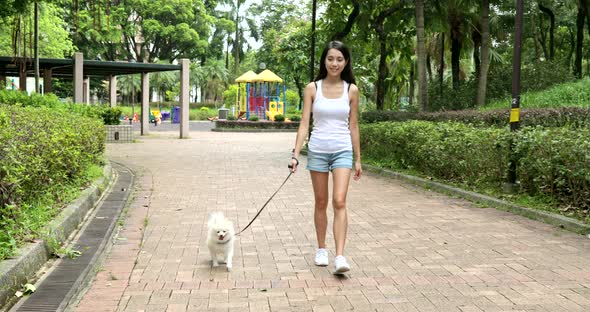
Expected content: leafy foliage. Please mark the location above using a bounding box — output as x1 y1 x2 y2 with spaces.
514 127 590 214
362 106 590 128
0 104 105 260
360 121 590 220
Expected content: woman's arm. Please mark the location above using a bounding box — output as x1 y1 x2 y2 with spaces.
290 82 316 172
348 84 362 180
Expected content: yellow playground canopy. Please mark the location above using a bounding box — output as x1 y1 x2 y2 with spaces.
235 70 258 83
253 69 283 83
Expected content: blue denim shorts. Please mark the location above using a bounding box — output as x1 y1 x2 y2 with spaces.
306 150 353 172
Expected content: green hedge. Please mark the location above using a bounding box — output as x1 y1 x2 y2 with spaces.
0 105 105 259
361 121 510 185
0 90 121 125
215 120 299 129
361 121 589 219
515 127 590 211
362 107 590 128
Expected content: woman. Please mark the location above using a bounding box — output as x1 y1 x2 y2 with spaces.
289 41 362 274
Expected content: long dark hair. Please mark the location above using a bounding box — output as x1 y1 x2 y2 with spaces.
314 41 356 84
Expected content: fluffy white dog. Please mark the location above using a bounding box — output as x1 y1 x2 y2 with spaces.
206 212 235 271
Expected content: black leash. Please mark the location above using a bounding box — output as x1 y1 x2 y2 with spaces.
236 170 294 235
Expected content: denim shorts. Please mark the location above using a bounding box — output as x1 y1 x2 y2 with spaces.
306 150 353 172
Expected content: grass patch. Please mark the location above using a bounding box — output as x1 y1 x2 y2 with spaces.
485 78 590 110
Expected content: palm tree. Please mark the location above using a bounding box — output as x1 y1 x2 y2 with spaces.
416 0 428 111
433 0 478 90
202 59 230 106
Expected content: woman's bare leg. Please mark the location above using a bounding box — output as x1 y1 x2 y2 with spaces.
331 168 352 256
310 171 330 248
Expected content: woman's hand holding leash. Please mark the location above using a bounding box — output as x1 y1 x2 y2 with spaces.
289 156 299 173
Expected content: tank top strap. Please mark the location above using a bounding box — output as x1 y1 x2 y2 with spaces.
342 81 349 99
315 80 323 99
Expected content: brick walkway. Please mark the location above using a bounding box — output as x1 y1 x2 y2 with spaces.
74 132 590 312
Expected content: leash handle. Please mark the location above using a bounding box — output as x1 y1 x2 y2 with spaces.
236 172 293 235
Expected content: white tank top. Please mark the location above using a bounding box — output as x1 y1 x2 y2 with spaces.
308 80 353 153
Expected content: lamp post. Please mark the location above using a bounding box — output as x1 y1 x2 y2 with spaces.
506 0 524 192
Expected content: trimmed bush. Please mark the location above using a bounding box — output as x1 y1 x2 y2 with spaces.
514 127 590 211
0 90 122 125
361 107 590 128
361 121 510 185
274 114 285 122
215 120 299 129
0 104 105 259
360 121 590 220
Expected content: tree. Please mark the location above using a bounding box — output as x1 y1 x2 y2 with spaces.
574 0 585 78
0 2 74 58
476 0 490 106
330 0 360 42
370 0 407 110
538 2 555 60
415 0 428 111
68 0 213 62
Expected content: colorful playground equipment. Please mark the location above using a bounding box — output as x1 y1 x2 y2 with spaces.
234 69 287 121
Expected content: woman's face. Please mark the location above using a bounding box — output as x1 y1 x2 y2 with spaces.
324 48 347 78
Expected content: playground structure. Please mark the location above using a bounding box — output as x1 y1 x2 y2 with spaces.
235 69 287 121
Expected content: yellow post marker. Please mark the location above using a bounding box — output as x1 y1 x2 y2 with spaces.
510 108 520 123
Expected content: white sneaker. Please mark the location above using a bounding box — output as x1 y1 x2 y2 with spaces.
314 248 329 266
333 255 350 274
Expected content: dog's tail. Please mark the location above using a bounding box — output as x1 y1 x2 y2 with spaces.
207 211 225 227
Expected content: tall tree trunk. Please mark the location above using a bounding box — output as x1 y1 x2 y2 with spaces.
574 3 585 78
331 0 359 41
426 54 432 82
234 0 240 76
476 0 490 107
539 3 555 60
376 39 387 110
371 1 405 110
567 28 575 67
451 34 461 90
416 0 428 111
408 62 415 107
225 34 230 69
472 27 481 79
532 10 541 61
449 14 462 90
294 76 303 109
34 2 39 93
439 33 444 96
538 16 549 60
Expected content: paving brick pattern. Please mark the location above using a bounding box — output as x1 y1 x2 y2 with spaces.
74 132 590 312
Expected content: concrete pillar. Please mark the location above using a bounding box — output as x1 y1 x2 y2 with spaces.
83 77 90 104
73 52 83 103
109 75 117 107
141 73 149 135
180 59 190 138
43 69 52 94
